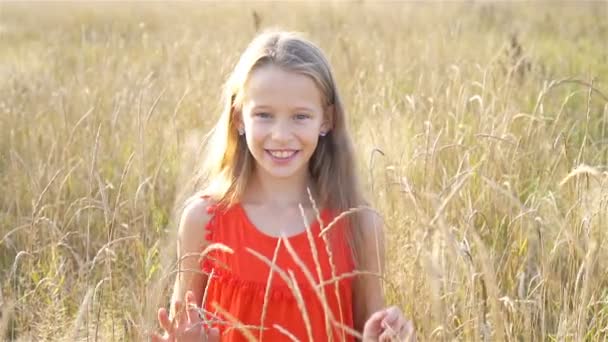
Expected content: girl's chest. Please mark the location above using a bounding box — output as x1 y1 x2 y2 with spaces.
243 205 318 239
207 204 354 286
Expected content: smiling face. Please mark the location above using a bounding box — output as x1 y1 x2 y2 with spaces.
238 64 330 180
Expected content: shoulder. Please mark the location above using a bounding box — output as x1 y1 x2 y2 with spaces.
352 209 386 321
354 209 385 270
358 209 384 242
177 195 216 245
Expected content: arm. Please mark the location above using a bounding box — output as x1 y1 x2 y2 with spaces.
169 196 213 317
353 211 416 341
152 196 221 341
352 211 386 334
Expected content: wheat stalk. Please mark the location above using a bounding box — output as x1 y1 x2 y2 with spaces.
259 238 282 341
246 248 314 342
307 188 345 341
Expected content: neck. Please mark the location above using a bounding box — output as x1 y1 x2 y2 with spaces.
245 167 316 209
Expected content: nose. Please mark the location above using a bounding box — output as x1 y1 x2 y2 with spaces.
270 118 292 142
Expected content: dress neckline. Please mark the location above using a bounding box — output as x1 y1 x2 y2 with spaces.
235 202 326 243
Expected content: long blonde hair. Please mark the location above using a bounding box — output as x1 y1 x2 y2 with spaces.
183 30 368 263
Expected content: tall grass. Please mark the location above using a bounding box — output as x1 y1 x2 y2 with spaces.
1 2 607 341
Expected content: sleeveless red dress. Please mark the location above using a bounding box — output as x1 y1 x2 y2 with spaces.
200 200 356 341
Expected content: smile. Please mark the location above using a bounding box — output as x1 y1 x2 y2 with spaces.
265 149 299 161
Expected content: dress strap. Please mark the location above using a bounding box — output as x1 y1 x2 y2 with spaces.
204 202 219 242
200 195 221 274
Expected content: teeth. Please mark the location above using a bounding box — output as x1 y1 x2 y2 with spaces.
269 150 296 159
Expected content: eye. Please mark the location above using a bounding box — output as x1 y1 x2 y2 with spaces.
294 113 311 120
254 112 272 119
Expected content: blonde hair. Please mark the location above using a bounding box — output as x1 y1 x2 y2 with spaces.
183 30 368 263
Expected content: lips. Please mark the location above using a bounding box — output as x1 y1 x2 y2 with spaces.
267 150 297 158
265 149 299 163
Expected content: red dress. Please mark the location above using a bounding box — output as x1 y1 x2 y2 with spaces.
200 200 356 341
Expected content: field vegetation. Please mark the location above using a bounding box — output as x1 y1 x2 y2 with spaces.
1 2 607 341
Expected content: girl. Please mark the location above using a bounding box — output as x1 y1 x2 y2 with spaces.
152 31 415 342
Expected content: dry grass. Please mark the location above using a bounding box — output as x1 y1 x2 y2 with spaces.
1 2 608 341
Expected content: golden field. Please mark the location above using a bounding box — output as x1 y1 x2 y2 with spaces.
1 2 607 341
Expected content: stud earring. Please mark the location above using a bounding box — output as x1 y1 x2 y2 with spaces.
238 129 244 136
320 131 327 137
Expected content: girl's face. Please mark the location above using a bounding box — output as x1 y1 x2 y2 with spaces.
239 64 330 181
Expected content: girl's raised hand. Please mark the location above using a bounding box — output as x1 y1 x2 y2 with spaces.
362 306 415 342
150 291 220 342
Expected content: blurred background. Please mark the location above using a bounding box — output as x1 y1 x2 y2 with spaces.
1 2 607 341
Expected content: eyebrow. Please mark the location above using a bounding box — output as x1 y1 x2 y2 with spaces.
293 106 315 112
251 105 316 112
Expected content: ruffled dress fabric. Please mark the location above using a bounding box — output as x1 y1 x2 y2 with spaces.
200 200 356 341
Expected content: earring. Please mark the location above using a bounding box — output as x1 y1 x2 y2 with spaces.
320 131 326 137
238 129 244 136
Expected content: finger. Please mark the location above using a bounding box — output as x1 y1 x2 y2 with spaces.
378 330 393 342
206 327 220 342
391 317 410 336
364 309 388 336
378 329 394 342
157 307 173 334
402 320 416 342
174 299 186 326
185 291 200 324
150 333 167 342
381 306 401 326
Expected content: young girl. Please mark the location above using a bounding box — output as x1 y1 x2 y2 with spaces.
152 31 415 342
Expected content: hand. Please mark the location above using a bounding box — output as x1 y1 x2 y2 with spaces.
362 306 415 342
150 290 220 342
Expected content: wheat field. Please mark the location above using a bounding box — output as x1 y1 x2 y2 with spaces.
1 2 607 341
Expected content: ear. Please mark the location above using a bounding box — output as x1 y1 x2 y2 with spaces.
232 107 244 132
321 104 335 134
